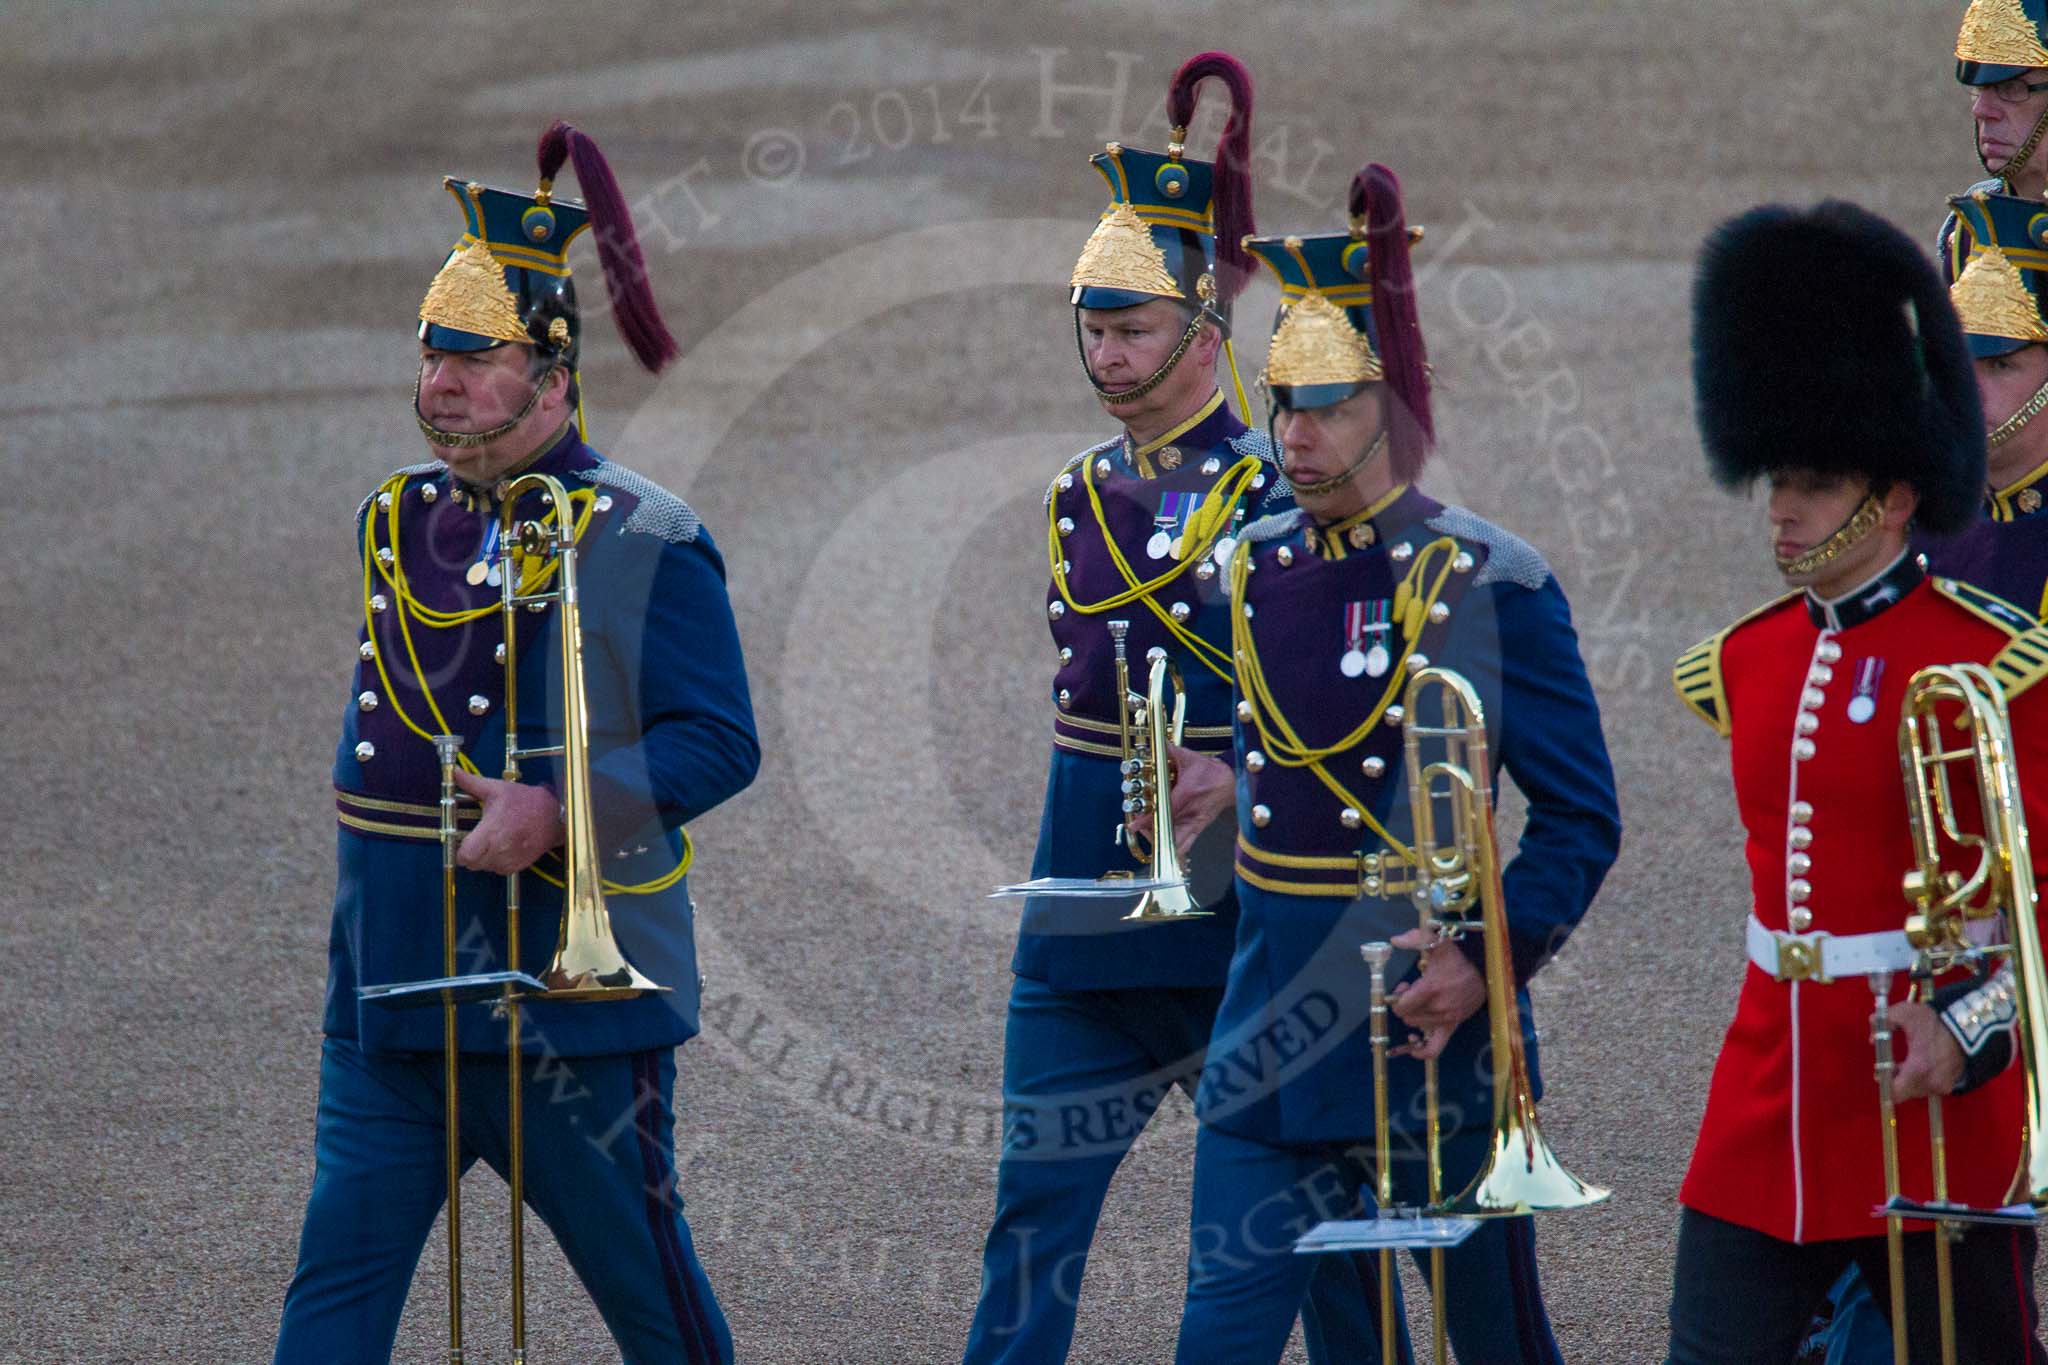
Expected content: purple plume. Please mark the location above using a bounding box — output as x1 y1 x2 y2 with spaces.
1167 51 1256 302
1353 163 1433 482
537 120 678 372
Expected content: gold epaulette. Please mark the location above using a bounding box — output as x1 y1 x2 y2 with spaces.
1673 593 1800 739
1993 623 2048 703
1932 577 2038 636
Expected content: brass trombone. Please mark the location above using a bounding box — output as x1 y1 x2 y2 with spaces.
1883 663 2048 1365
358 471 667 1364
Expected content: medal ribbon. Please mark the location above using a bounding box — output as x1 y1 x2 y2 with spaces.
1047 452 1263 682
1230 534 1463 860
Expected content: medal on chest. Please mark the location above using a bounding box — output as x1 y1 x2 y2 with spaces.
1847 657 1884 724
465 516 503 588
1342 600 1393 679
1147 490 1207 561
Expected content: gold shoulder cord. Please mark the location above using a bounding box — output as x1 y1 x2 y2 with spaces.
1047 453 1262 682
1229 533 1463 861
358 473 690 894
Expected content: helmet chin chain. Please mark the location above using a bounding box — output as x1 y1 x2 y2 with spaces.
1075 307 1212 406
1991 366 2048 448
1775 494 1882 576
1981 101 2048 185
412 352 560 449
1286 431 1389 498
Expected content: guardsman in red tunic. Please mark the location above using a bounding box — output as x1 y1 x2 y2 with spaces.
1667 200 2048 1364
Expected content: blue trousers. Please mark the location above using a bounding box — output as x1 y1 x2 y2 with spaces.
963 976 1380 1364
1176 1121 1563 1365
274 1036 730 1365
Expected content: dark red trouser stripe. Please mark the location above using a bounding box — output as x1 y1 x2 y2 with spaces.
631 1051 719 1365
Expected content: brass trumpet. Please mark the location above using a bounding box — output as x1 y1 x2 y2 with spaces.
1110 619 1211 921
1883 663 2048 1365
358 471 667 1363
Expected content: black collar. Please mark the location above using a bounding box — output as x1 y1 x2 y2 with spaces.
1803 550 1923 631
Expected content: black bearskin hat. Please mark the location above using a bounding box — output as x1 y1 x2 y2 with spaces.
1691 200 1985 535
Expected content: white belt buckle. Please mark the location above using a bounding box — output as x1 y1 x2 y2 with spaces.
1776 930 1832 984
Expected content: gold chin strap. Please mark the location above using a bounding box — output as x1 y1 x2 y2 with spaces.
1775 493 1883 576
413 351 559 448
1992 365 2048 447
1077 307 1207 406
1289 431 1388 498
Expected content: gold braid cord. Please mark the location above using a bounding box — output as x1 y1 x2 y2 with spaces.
1952 244 2048 344
1264 291 1382 389
1993 370 2048 447
1958 0 2048 67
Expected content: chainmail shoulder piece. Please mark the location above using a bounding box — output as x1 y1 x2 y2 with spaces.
577 463 703 544
1241 509 1304 544
1045 440 1117 507
1425 506 1552 590
357 460 447 526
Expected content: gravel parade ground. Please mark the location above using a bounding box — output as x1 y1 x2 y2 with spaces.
1 3 2017 1360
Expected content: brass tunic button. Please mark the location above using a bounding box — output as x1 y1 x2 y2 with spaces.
1157 445 1183 470
1348 524 1375 549
2023 488 2043 514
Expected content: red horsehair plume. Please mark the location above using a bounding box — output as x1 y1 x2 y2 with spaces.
537 120 678 373
1351 163 1433 482
1166 52 1255 302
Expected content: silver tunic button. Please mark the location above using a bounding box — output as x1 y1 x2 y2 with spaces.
494 642 506 664
1391 543 1414 563
1796 713 1819 736
1384 705 1405 726
1170 602 1191 622
595 495 614 511
1451 552 1474 573
1059 646 1073 664
1251 804 1272 828
1788 852 1812 875
376 547 394 566
1202 457 1221 475
1789 879 1812 903
1237 700 1255 723
354 741 375 761
1789 907 1814 932
468 695 490 716
1791 801 1814 823
1095 458 1113 478
1243 603 1255 618
1801 688 1825 711
1793 738 1816 760
1057 517 1076 536
376 492 392 510
1195 560 1217 581
1362 755 1387 778
1789 826 1814 850
1407 653 1429 673
1058 689 1072 709
1245 751 1266 773
357 690 378 712
1808 664 1833 685
1277 547 1295 567
358 641 376 661
369 594 388 614
1048 601 1066 621
1058 473 1074 492
1817 640 1843 663
419 483 439 503
1428 602 1451 624
1252 474 1267 490
1340 808 1363 830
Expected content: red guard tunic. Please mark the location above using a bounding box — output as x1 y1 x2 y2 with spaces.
1674 567 2048 1243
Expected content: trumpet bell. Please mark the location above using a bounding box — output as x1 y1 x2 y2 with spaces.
1441 1103 1613 1217
1123 815 1235 920
537 892 670 1002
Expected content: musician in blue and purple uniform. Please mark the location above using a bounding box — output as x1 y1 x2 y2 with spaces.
272 122 757 1364
1923 188 2048 619
963 52 1380 1365
1165 164 1622 1365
